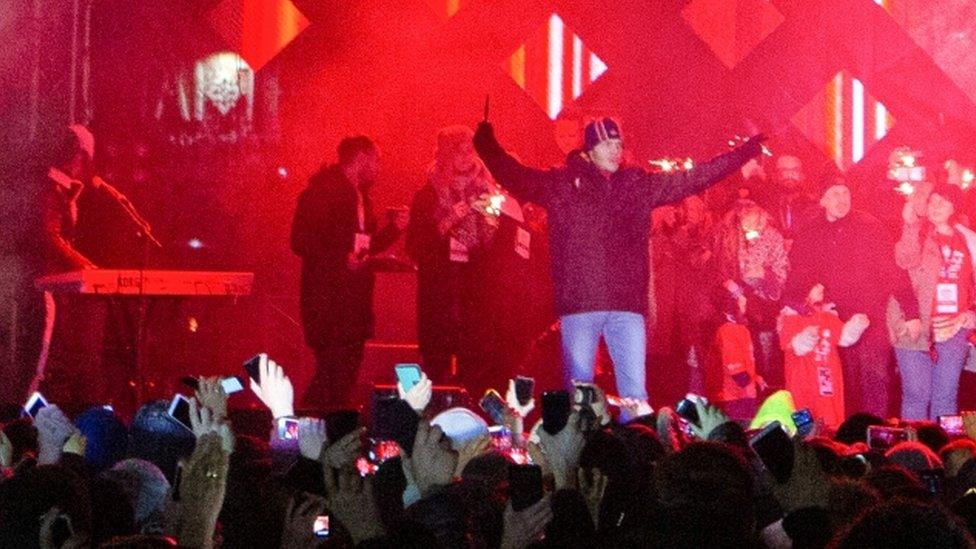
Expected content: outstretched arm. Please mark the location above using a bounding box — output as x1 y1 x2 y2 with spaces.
642 136 765 208
473 121 552 206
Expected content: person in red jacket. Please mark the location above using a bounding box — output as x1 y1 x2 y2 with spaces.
779 283 870 430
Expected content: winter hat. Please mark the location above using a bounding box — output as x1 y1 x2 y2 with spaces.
430 407 489 450
820 175 851 197
749 390 798 436
107 458 170 525
930 181 965 209
583 117 622 150
75 406 128 473
885 441 944 474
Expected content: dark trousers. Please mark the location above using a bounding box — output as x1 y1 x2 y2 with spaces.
839 325 894 418
304 340 365 411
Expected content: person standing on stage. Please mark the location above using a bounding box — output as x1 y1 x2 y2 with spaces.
784 177 920 417
406 125 500 383
473 117 765 407
18 125 100 402
290 136 406 409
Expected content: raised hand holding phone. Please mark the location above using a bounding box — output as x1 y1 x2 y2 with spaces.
396 365 432 413
35 404 77 465
247 354 294 419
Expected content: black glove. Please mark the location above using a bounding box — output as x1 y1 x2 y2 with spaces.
473 120 497 153
741 133 768 158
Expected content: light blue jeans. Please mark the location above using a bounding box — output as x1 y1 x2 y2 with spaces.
560 311 648 403
895 330 970 421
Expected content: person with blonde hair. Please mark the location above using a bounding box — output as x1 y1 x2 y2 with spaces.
406 125 500 381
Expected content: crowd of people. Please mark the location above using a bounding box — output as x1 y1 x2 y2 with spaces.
5 357 976 548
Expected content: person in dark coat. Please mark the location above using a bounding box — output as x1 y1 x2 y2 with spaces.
783 176 921 417
406 125 499 383
473 117 764 410
290 136 405 409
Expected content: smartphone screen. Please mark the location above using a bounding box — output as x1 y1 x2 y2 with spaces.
313 515 330 538
277 417 299 440
220 376 244 395
508 464 543 511
541 391 571 435
867 426 909 451
514 376 535 406
939 415 964 436
750 421 794 483
23 391 49 418
243 353 267 383
792 408 815 437
168 394 193 431
395 363 422 390
479 390 507 424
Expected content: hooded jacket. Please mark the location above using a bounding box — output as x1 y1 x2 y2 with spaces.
473 122 761 317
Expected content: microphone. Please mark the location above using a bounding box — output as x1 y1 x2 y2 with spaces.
91 175 162 248
91 175 128 203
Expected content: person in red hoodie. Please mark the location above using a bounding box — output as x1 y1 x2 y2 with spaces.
779 283 870 429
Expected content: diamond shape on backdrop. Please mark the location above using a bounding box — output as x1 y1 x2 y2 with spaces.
207 0 309 71
881 0 976 107
502 13 608 120
682 0 785 69
791 70 895 172
423 0 470 20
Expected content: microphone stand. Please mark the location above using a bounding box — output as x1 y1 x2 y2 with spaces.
95 177 162 410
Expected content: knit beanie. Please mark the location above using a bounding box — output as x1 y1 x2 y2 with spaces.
107 458 170 525
75 406 128 473
583 117 622 150
885 441 944 474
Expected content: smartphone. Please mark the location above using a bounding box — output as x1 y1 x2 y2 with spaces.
508 464 544 511
395 363 422 391
541 390 571 435
574 385 598 431
675 394 707 427
514 376 535 406
749 421 794 483
167 394 193 432
313 515 330 538
276 417 300 440
372 398 420 455
479 389 507 424
180 376 245 395
867 426 909 451
243 353 268 383
792 408 815 438
326 410 360 443
939 414 965 436
23 391 49 418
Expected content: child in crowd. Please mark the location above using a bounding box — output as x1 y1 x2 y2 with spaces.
779 283 870 430
709 292 765 420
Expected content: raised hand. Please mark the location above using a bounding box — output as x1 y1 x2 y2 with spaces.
280 493 329 549
177 433 230 548
501 496 552 549
0 430 13 469
405 420 457 497
188 397 234 454
397 372 433 413
320 428 362 472
324 467 385 544
298 417 327 461
195 377 228 422
689 400 731 440
35 405 77 465
505 379 535 418
252 358 294 420
537 411 585 489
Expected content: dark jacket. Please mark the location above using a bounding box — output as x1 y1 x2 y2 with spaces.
290 165 399 348
473 122 762 317
784 209 919 323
